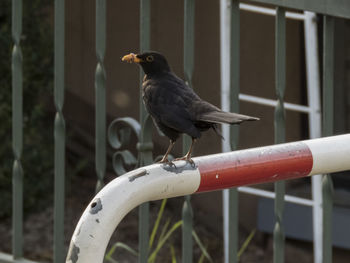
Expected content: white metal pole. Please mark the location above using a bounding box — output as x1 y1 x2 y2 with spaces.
220 0 232 262
304 11 323 263
220 0 231 147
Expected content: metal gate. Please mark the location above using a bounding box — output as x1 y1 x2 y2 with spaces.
220 2 323 263
4 0 350 263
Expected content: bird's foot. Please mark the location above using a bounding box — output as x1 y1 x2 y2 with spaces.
174 156 195 167
157 158 176 168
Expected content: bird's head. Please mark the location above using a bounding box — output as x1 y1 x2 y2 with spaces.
122 51 171 76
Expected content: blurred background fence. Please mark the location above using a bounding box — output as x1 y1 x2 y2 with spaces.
1 0 350 262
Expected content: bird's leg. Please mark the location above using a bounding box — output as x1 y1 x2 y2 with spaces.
158 140 176 165
174 138 197 165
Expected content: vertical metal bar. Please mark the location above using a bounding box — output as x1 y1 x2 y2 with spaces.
220 1 233 262
225 189 238 263
220 0 231 147
322 15 334 263
12 0 23 258
229 0 240 150
54 0 65 262
139 0 150 122
95 0 106 193
182 0 195 262
182 195 193 263
139 1 151 262
304 11 323 263
220 2 230 259
184 0 195 88
227 1 240 262
220 1 240 262
304 12 322 138
273 7 286 263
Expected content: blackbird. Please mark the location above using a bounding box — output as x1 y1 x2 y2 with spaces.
122 51 259 164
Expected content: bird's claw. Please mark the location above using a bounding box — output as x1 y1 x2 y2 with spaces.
174 157 196 167
157 158 176 168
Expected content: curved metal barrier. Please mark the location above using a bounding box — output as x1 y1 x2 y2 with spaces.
66 134 350 263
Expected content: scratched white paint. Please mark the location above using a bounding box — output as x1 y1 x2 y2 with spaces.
66 161 201 263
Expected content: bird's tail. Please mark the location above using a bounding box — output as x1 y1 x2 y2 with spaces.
198 110 259 125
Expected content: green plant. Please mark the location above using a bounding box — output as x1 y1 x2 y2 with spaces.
105 200 257 262
238 229 256 261
169 244 177 263
105 199 213 263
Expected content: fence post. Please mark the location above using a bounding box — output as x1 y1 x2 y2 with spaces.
12 0 23 258
183 0 195 262
54 0 66 262
139 1 151 262
322 15 335 263
95 0 107 193
273 6 286 263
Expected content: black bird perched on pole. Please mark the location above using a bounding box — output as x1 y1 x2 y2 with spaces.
122 51 259 164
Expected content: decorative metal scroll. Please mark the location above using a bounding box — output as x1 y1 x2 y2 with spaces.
108 115 158 176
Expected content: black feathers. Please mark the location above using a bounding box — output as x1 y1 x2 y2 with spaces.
122 51 259 163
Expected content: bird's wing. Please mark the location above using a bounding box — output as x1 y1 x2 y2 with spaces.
158 107 201 138
143 75 201 138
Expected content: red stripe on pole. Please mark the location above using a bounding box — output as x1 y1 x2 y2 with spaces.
196 142 313 193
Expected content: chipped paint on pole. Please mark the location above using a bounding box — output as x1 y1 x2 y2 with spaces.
66 162 201 263
66 134 350 263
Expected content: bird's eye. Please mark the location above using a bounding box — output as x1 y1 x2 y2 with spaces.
146 55 154 62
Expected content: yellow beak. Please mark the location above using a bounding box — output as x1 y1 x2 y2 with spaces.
121 53 143 63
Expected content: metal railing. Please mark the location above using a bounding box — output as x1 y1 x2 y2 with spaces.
219 2 324 263
4 0 350 263
66 134 350 263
